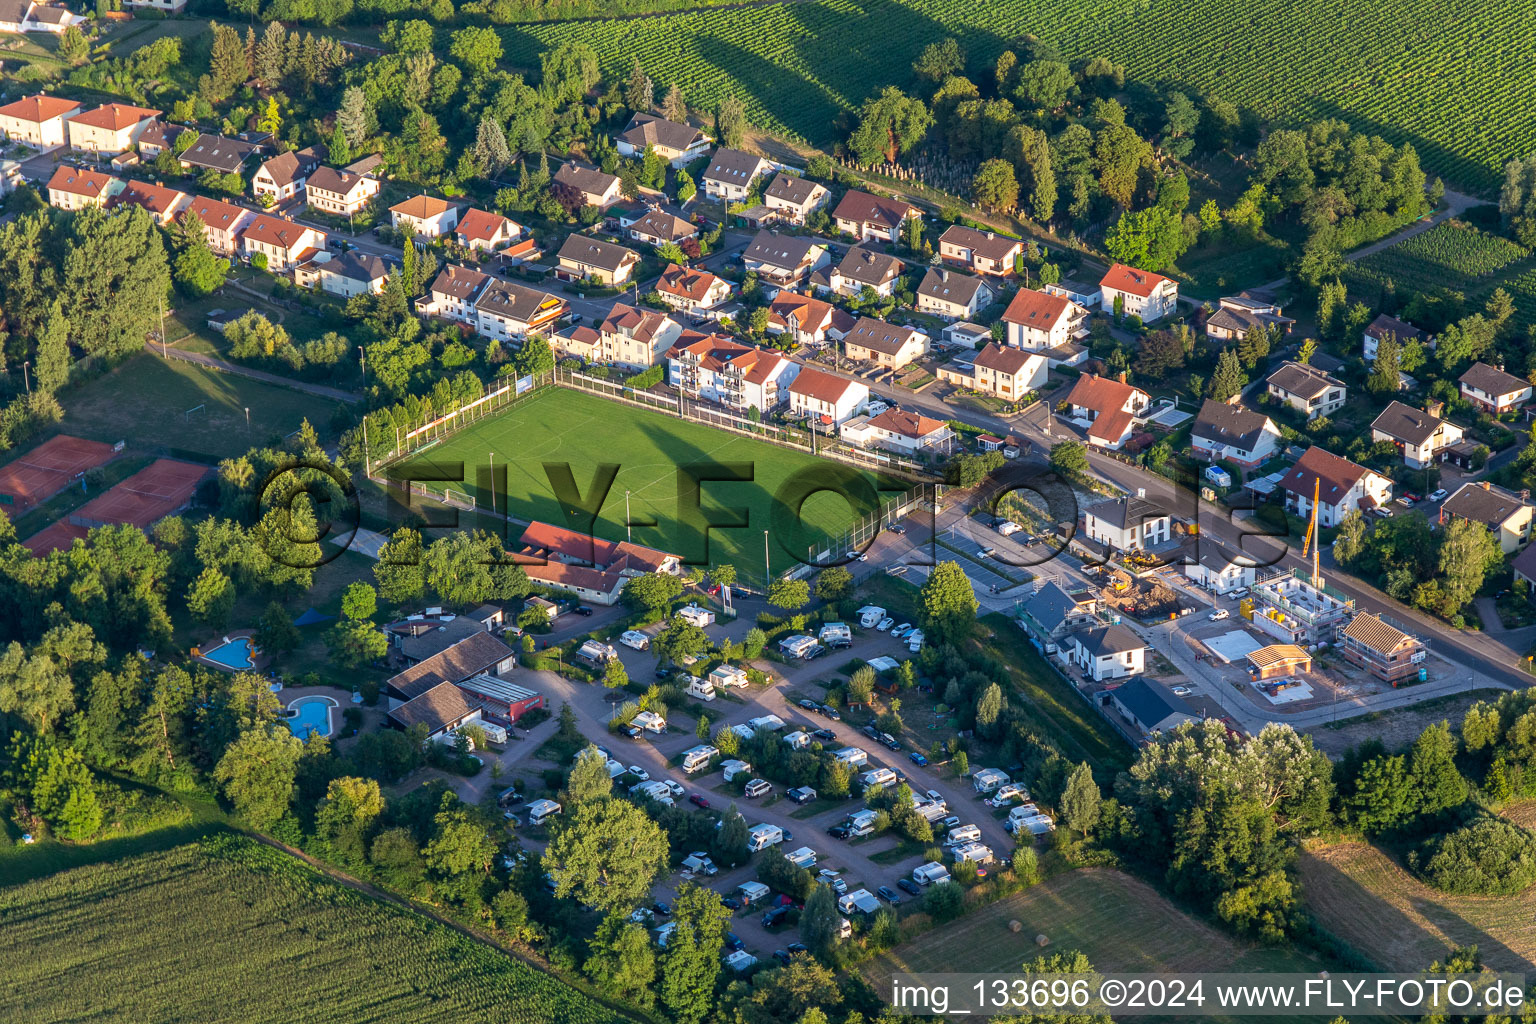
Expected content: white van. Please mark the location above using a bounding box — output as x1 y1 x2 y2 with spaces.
744 778 772 798
527 799 561 827
747 823 783 853
945 823 981 846
681 744 718 774
620 630 650 651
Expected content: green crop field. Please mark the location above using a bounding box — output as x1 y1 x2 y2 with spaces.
1346 222 1532 297
0 834 626 1024
502 0 1536 191
401 386 903 580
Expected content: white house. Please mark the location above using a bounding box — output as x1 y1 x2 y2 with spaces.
1082 494 1171 552
1064 624 1146 681
1065 373 1151 450
841 318 929 371
390 194 458 238
1459 362 1533 416
252 146 324 202
317 252 390 298
763 171 829 224
1439 481 1535 555
1191 399 1282 468
819 246 905 299
968 343 1048 400
615 113 710 166
1278 446 1393 528
938 224 1022 277
1363 313 1430 362
1002 287 1086 351
655 263 734 313
305 166 380 217
1267 362 1346 420
598 303 684 369
667 331 800 413
455 208 522 251
741 230 828 286
1182 539 1258 594
916 268 993 320
840 409 955 456
553 161 622 208
1100 263 1178 322
65 102 160 156
701 148 773 201
46 165 123 211
788 367 869 427
0 93 80 148
1370 401 1465 469
832 190 916 243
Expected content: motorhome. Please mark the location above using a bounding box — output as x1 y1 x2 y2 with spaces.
971 768 1010 794
912 861 952 886
837 889 881 915
778 635 818 659
818 622 851 647
681 744 718 774
748 714 785 732
833 746 869 768
682 851 718 875
708 664 749 689
847 808 878 837
620 629 650 651
785 846 817 869
952 841 995 865
721 759 754 782
945 824 981 846
724 950 758 972
685 676 717 701
632 710 667 734
677 604 716 628
747 823 784 853
857 605 886 628
528 799 561 826
860 767 897 789
630 780 675 805
575 639 617 666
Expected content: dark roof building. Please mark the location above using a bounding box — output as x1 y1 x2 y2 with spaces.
1192 399 1276 453
179 133 262 173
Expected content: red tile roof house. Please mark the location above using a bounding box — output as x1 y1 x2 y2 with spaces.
0 93 81 148
1001 287 1089 359
1458 361 1533 416
598 302 684 368
839 408 956 456
1099 263 1178 322
938 224 1023 277
666 331 800 412
46 165 124 212
655 263 734 313
105 179 190 225
64 102 160 156
766 292 854 348
1277 446 1393 527
1065 373 1152 450
832 190 917 243
514 520 682 605
455 207 523 252
239 214 327 271
787 366 870 427
390 194 459 238
181 195 254 254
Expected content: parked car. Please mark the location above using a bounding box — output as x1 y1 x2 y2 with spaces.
1208 608 1229 621
1171 685 1193 697
876 885 901 905
773 949 793 966
828 824 851 839
787 942 808 956
820 705 841 721
798 699 818 711
939 815 961 831
1397 496 1414 507
891 622 911 637
1428 488 1448 502
812 728 837 741
627 765 649 781
653 901 671 916
572 605 593 616
722 896 742 910
896 878 921 895
877 617 895 631
664 780 685 796
762 906 790 927
890 523 906 534
881 734 902 751
724 932 745 951
909 751 929 766
689 794 710 808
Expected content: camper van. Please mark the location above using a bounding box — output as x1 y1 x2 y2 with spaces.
477 721 508 744
677 604 716 628
996 520 1021 537
721 759 754 782
632 710 667 734
859 767 897 789
783 730 810 750
744 778 772 798
686 676 717 701
785 846 817 869
620 630 650 651
847 808 878 837
857 606 886 629
778 635 818 659
527 799 562 827
747 823 784 853
971 768 1010 794
833 747 869 768
912 861 952 886
945 823 981 846
952 841 995 865
709 664 749 689
682 851 718 875
818 622 851 648
681 744 719 774
575 639 617 666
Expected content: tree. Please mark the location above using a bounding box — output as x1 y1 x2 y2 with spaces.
711 564 737 588
213 727 304 829
1347 755 1412 835
515 334 555 376
912 37 964 81
603 657 628 690
971 158 1019 212
374 527 425 605
424 802 496 877
472 115 512 177
848 87 932 166
336 86 376 148
923 879 964 921
1048 440 1089 479
974 681 1003 733
32 305 71 393
662 83 687 123
661 883 732 1024
712 805 749 865
1060 762 1101 838
714 93 746 149
798 884 844 965
1208 347 1247 403
57 24 88 65
1409 721 1467 819
814 565 853 602
585 914 657 1004
1297 338 1317 365
449 25 502 74
769 577 811 611
185 567 236 628
315 776 384 863
1332 510 1367 565
1094 123 1152 208
1104 206 1188 272
543 798 669 912
568 744 615 804
1134 329 1186 380
1015 60 1074 110
1368 334 1402 394
921 561 978 644
624 58 654 112
257 97 281 138
173 214 230 299
622 571 683 613
1438 517 1502 615
340 581 377 621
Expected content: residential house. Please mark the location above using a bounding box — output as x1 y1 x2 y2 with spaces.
1065 373 1152 450
1064 624 1147 681
941 322 990 350
655 263 734 314
305 166 380 217
418 264 491 325
455 207 522 251
1340 613 1426 684
818 246 905 298
1512 543 1536 590
666 332 800 412
1370 401 1465 469
252 145 325 202
123 0 187 12
917 268 993 320
551 325 602 363
842 317 930 370
970 343 1048 400
1247 644 1313 680
1002 287 1085 351
615 113 710 166
1100 263 1178 322
474 280 569 342
598 303 683 369
1204 294 1294 342
787 367 869 427
1363 313 1430 362
514 519 681 605
1018 582 1100 646
553 161 622 208
766 292 853 347
1083 494 1172 552
556 234 640 286
46 165 123 211
0 93 80 148
317 252 390 299
832 190 916 243
0 0 84 33
104 179 188 225
181 195 253 254
1182 537 1258 594
839 408 955 455
1109 677 1195 736
66 102 160 156
937 225 1022 277
1191 399 1282 468
701 148 773 201
763 172 829 224
741 230 828 286
239 215 326 271
1438 480 1534 554
1266 361 1347 419
179 133 262 176
1044 278 1101 310
627 206 698 248
390 194 458 238
135 121 188 159
1277 446 1393 527
1459 361 1533 416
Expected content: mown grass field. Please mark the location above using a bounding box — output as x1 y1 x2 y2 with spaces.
403 386 903 579
0 833 629 1024
1298 841 1536 973
502 0 1536 192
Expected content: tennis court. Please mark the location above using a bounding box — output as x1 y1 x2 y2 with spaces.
24 459 210 555
0 435 118 512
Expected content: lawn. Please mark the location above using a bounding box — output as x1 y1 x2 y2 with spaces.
0 833 629 1024
1298 840 1536 973
400 386 906 582
57 353 345 460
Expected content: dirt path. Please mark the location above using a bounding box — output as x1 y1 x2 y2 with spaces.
153 346 363 405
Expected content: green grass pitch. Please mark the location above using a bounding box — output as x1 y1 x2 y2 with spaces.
399 387 906 579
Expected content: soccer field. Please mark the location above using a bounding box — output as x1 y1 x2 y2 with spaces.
400 387 905 579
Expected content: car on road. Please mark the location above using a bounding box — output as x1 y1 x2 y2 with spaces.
811 728 837 741
572 605 593 616
908 751 929 766
890 523 906 534
689 793 710 808
891 622 911 636
876 885 901 905
925 789 943 802
897 878 921 895
1171 685 1193 697
627 765 649 780
877 616 895 631
1208 608 1229 621
977 547 996 558
1428 488 1448 502
798 698 819 711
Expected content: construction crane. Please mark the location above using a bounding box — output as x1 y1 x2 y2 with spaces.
1299 476 1322 589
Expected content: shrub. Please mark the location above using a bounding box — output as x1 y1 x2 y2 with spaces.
1411 816 1536 895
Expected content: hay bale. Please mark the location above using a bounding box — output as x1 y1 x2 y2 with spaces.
1035 933 1049 947
1008 920 1022 933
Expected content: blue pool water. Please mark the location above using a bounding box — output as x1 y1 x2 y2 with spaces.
287 697 333 741
203 637 256 670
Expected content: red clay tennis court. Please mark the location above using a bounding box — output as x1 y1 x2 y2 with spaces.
24 459 210 555
0 435 118 513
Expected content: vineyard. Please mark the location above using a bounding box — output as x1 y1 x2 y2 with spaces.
0 834 628 1024
1346 221 1532 296
501 0 1536 192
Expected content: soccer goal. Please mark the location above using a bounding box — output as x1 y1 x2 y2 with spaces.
441 487 476 511
184 404 206 423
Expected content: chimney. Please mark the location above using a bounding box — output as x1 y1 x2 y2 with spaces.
1481 481 1492 490
1425 399 1444 419
985 231 995 240
1117 370 1128 384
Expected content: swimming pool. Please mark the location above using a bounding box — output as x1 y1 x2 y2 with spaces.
202 636 256 670
286 696 335 741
